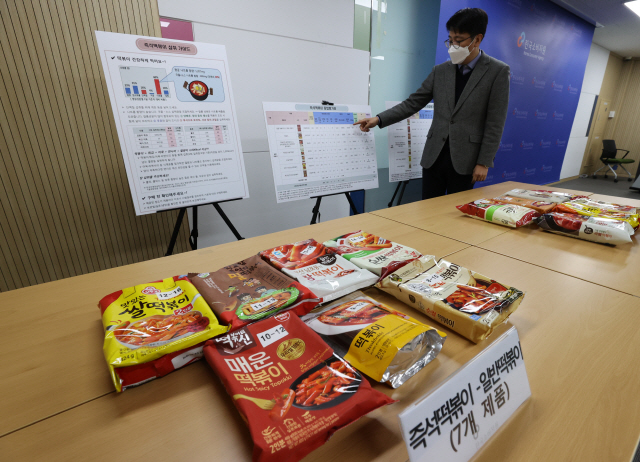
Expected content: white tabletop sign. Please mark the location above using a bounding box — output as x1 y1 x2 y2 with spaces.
399 326 531 462
96 31 249 215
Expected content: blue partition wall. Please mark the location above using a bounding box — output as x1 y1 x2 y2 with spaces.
435 0 595 186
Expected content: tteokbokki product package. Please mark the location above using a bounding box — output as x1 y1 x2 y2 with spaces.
302 291 446 388
323 230 422 278
99 275 227 391
188 255 318 332
377 257 524 343
204 312 395 462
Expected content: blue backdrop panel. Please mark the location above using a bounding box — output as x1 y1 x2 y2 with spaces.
435 0 594 187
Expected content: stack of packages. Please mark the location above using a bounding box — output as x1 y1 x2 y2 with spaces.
536 198 638 245
456 189 586 228
95 231 528 462
456 189 638 246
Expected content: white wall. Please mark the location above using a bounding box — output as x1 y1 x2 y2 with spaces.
158 1 370 248
158 0 354 47
560 42 610 179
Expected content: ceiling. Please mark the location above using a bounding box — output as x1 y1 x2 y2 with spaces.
552 0 640 57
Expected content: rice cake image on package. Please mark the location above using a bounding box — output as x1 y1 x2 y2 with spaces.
323 230 422 277
188 255 318 332
301 291 446 388
99 275 227 392
534 212 634 245
260 239 378 303
203 312 395 462
376 256 524 343
456 199 540 228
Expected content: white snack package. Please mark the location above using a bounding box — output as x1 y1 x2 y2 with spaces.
323 230 422 276
260 239 378 303
535 213 635 245
505 188 582 204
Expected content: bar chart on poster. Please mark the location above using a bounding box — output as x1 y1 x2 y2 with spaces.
96 31 249 215
120 66 171 98
386 102 434 182
263 102 379 203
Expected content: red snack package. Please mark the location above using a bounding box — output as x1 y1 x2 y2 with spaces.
188 255 319 332
260 239 328 270
204 312 395 462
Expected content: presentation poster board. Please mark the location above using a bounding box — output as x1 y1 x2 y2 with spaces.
263 102 379 203
96 31 249 215
386 102 434 183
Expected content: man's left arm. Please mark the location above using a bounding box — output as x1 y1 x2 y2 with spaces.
477 64 511 169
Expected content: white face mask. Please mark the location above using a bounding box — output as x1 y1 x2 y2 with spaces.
448 37 476 65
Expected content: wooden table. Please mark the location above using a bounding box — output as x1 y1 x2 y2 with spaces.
476 192 640 297
0 213 467 438
370 181 593 245
2 183 639 462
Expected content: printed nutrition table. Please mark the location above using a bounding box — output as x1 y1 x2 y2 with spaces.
132 125 230 149
263 103 379 203
386 102 433 183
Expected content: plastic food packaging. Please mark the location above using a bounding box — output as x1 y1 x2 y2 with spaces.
505 188 586 204
535 212 634 245
554 199 639 229
376 256 524 343
99 275 227 392
301 291 446 388
204 312 395 462
491 195 556 214
323 230 422 278
456 199 540 228
560 198 637 214
260 239 378 303
188 255 319 332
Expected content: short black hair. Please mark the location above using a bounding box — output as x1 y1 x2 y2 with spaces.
446 8 488 38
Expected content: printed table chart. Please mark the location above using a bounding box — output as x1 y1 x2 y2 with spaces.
263 103 379 203
386 102 434 182
132 125 231 149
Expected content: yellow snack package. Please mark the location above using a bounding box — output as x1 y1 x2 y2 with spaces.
301 291 446 387
99 275 227 391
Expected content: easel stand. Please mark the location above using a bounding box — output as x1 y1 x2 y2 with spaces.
310 191 360 225
388 180 410 207
163 198 244 256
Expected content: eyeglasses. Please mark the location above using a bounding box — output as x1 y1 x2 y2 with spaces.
444 35 476 49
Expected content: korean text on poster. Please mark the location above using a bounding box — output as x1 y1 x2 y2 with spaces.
96 31 249 215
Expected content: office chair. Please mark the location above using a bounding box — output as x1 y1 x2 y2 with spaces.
592 139 635 183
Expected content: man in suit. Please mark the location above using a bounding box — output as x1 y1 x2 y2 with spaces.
354 8 510 199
